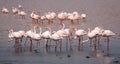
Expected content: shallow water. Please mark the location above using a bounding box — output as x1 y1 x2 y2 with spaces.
0 0 120 64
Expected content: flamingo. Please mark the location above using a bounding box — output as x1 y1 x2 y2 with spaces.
57 12 68 24
30 11 40 23
24 28 35 51
67 13 74 23
87 28 98 50
12 7 19 14
2 7 9 14
30 26 42 51
81 13 86 19
102 29 115 51
18 10 26 19
40 15 46 24
74 28 87 51
67 11 80 24
45 12 56 24
8 29 24 52
41 27 52 50
93 26 104 46
50 32 63 52
61 23 73 50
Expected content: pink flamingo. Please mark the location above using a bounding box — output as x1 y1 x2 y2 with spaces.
8 29 24 52
74 28 87 51
30 11 40 23
45 12 56 24
57 12 68 24
102 29 115 51
50 32 63 52
12 7 19 14
18 10 26 19
2 7 9 14
41 27 52 50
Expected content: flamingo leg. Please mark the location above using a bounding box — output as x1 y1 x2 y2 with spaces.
107 37 110 52
69 37 72 51
24 38 28 47
78 37 81 51
19 38 22 52
55 41 57 52
94 37 97 51
90 39 92 47
66 37 68 51
59 40 62 52
30 39 33 52
14 39 17 53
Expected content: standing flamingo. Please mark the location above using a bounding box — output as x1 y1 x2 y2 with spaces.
50 32 63 52
8 29 24 52
30 26 42 51
2 7 9 14
18 10 26 19
74 28 87 51
87 28 98 51
30 11 40 23
102 29 115 52
57 12 68 24
60 23 73 50
93 26 104 46
41 27 52 50
45 12 56 24
12 7 19 14
24 28 35 51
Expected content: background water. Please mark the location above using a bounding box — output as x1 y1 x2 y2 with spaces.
0 0 120 64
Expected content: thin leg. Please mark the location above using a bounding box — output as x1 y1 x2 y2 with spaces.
30 39 32 52
78 37 81 51
66 37 68 51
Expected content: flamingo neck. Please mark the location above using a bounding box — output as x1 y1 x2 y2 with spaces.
61 23 65 30
39 27 42 34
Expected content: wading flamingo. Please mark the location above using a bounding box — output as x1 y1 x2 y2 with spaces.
41 27 52 50
57 12 68 24
74 28 87 51
45 12 56 24
12 7 19 14
102 29 115 52
30 11 40 23
50 32 63 52
8 29 24 52
2 7 9 14
18 10 26 19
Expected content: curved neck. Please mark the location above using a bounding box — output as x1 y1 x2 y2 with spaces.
61 23 65 30
39 27 42 34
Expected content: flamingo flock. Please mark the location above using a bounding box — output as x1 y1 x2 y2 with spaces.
1 5 115 53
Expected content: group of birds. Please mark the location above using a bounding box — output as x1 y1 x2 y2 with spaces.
1 5 86 24
2 5 115 53
8 22 116 52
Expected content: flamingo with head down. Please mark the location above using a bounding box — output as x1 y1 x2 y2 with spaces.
74 28 87 51
102 29 115 51
8 29 25 52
